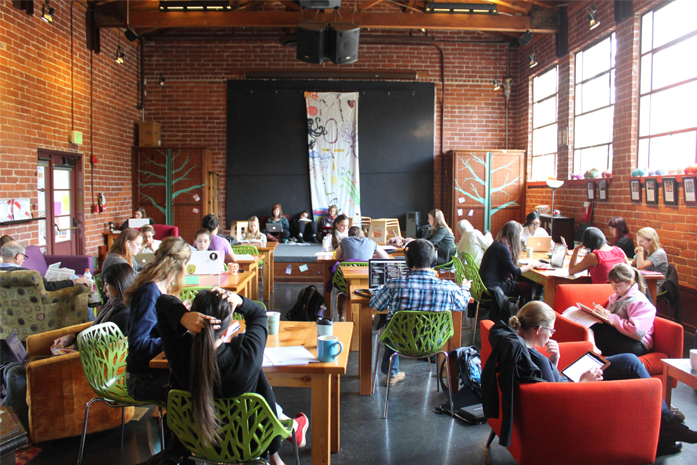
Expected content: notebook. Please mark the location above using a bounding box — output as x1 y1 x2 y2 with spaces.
186 250 223 275
368 258 409 290
526 236 552 252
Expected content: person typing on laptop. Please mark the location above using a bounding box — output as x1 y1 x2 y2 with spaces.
201 214 237 263
369 239 470 386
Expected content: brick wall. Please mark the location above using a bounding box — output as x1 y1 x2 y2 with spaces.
1 0 139 255
516 0 697 295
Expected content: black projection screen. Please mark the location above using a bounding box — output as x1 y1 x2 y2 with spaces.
226 80 434 228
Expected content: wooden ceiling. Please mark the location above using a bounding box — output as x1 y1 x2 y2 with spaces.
94 0 568 41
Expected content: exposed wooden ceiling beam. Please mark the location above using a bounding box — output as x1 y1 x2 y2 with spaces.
359 0 386 12
485 0 529 14
277 0 302 11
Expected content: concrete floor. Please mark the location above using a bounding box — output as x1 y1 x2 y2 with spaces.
28 282 697 465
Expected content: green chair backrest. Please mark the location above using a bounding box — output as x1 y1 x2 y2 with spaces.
179 286 213 302
332 261 368 295
461 263 491 302
434 259 454 271
379 310 454 358
93 273 106 305
460 252 477 268
451 256 467 287
77 322 133 404
232 245 260 255
167 389 292 463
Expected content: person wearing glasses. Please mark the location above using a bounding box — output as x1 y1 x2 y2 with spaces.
520 211 549 244
0 241 90 291
506 301 697 456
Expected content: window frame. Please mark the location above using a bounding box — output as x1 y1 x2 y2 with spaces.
530 65 559 181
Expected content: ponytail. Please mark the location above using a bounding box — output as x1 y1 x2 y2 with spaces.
608 263 646 295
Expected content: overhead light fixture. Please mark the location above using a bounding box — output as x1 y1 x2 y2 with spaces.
529 29 537 68
159 73 166 86
587 4 600 30
41 0 54 23
115 45 125 64
426 2 497 14
159 1 231 11
493 78 501 91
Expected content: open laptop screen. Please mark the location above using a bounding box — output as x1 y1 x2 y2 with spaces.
368 258 409 289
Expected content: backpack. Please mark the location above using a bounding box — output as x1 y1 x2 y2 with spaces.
286 285 326 321
435 346 485 424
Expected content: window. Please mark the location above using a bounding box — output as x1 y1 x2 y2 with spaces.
531 66 558 181
639 0 697 172
573 33 616 175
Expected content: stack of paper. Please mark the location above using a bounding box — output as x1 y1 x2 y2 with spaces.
262 346 318 367
235 254 256 261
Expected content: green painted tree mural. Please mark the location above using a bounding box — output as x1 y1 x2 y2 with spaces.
137 149 206 225
453 152 520 231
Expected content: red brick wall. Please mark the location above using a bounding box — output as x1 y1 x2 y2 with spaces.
142 30 519 228
1 0 139 255
516 1 697 297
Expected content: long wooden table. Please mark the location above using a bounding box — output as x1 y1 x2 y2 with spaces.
236 255 261 301
347 284 463 396
151 321 352 465
257 242 278 301
186 272 255 298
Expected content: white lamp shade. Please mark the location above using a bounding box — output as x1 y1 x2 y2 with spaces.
546 179 564 189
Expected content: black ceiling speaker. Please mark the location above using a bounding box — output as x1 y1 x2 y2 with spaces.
518 31 533 47
327 24 359 65
297 22 327 64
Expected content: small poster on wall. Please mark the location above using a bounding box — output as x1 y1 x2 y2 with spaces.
684 177 697 205
0 198 32 223
646 178 658 205
587 182 595 200
599 180 608 201
630 179 641 203
663 178 677 205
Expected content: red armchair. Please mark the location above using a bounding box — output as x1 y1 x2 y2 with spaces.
480 320 662 465
552 284 684 381
152 224 179 241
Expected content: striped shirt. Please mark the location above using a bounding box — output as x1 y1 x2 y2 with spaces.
369 269 470 321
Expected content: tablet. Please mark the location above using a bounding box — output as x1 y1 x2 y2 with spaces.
561 351 610 383
576 302 611 325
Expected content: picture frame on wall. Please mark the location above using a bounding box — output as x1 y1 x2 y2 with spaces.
646 178 658 205
598 180 607 201
630 179 641 203
587 181 595 200
662 178 677 205
684 177 697 205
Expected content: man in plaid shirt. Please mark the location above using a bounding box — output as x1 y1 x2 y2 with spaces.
370 239 471 386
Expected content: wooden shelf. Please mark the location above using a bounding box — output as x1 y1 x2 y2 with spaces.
527 178 612 187
630 175 688 184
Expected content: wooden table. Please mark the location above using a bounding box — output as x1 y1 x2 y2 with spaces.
151 321 353 465
257 243 278 301
661 358 697 405
236 255 261 301
521 252 662 305
347 285 462 396
186 272 255 298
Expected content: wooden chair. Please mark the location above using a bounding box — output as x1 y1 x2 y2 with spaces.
369 218 401 245
232 220 247 240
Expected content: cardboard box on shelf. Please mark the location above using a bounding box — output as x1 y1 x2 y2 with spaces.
137 121 161 147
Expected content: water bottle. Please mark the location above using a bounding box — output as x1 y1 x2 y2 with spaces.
84 268 93 283
322 234 332 253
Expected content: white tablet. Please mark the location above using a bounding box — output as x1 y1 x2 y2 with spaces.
561 351 610 383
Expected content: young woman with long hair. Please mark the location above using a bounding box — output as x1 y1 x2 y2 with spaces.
330 214 350 250
608 216 634 259
479 221 539 304
265 203 290 242
241 216 267 246
156 289 308 464
201 214 236 263
124 237 217 404
103 227 143 272
568 227 627 284
424 209 457 265
520 211 549 244
632 227 669 288
140 224 161 254
321 205 338 231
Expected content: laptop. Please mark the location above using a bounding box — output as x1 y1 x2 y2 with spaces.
128 218 150 229
134 253 156 267
526 236 552 252
368 258 409 290
266 223 283 233
5 331 48 367
186 250 223 275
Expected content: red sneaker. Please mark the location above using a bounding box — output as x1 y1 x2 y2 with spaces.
292 413 309 448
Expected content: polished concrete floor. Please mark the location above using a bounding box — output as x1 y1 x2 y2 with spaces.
28 282 697 465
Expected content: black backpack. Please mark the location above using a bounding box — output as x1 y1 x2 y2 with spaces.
286 285 326 321
435 346 485 424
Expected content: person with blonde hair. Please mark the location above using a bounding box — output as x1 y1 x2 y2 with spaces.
240 216 267 246
124 237 218 404
102 227 143 273
632 227 669 288
424 209 457 265
505 301 696 455
140 224 161 254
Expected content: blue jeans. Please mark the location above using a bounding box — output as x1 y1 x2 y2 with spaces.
603 353 671 418
381 343 400 377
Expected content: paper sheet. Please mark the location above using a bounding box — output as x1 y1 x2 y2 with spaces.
262 346 318 367
235 254 256 261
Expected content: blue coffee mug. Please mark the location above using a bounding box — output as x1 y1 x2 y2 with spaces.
317 335 343 363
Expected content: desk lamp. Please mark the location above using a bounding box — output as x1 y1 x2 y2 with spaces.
546 179 564 243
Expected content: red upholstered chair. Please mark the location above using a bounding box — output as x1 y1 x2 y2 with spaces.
552 284 684 383
152 224 179 241
480 320 662 465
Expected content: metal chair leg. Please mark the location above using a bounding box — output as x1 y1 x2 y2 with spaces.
120 407 126 447
383 354 396 419
157 406 165 449
443 351 454 417
290 424 300 465
372 332 381 394
486 429 497 447
472 301 480 346
77 398 98 465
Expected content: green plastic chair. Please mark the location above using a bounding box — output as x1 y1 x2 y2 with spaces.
459 252 477 269
179 286 248 320
232 245 264 267
167 389 299 465
76 322 165 465
93 272 106 305
376 310 454 418
331 261 368 320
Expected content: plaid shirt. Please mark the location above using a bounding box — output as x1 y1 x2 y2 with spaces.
369 269 470 321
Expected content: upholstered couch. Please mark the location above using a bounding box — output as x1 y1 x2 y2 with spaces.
0 269 89 342
23 245 94 277
24 323 133 443
152 224 179 241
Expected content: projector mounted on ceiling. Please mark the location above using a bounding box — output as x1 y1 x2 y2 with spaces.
299 0 341 9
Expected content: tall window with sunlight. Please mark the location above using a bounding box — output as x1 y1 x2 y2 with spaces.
574 33 616 175
639 0 697 172
531 66 558 181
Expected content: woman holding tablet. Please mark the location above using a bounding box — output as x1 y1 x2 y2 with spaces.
509 301 697 455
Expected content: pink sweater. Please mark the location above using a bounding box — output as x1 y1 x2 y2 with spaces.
589 246 627 284
607 283 656 350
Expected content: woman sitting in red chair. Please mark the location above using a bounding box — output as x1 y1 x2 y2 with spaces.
508 301 697 455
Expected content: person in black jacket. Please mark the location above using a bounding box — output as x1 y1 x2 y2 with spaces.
155 289 308 465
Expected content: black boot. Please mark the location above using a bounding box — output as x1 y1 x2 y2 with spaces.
657 440 682 456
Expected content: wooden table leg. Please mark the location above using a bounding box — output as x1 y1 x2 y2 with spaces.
648 280 657 307
323 262 333 312
311 374 331 465
359 302 373 396
261 251 271 301
543 276 557 306
331 374 340 453
438 311 463 376
662 364 673 405
269 250 275 293
251 265 259 301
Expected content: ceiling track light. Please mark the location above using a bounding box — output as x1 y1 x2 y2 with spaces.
587 4 600 30
493 78 501 91
529 51 538 68
159 73 166 86
115 45 125 64
41 0 54 23
426 2 497 14
159 1 231 11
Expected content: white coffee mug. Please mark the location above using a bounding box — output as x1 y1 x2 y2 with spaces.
690 349 697 371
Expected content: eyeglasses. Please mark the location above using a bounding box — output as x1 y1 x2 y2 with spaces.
541 326 556 334
17 253 29 260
